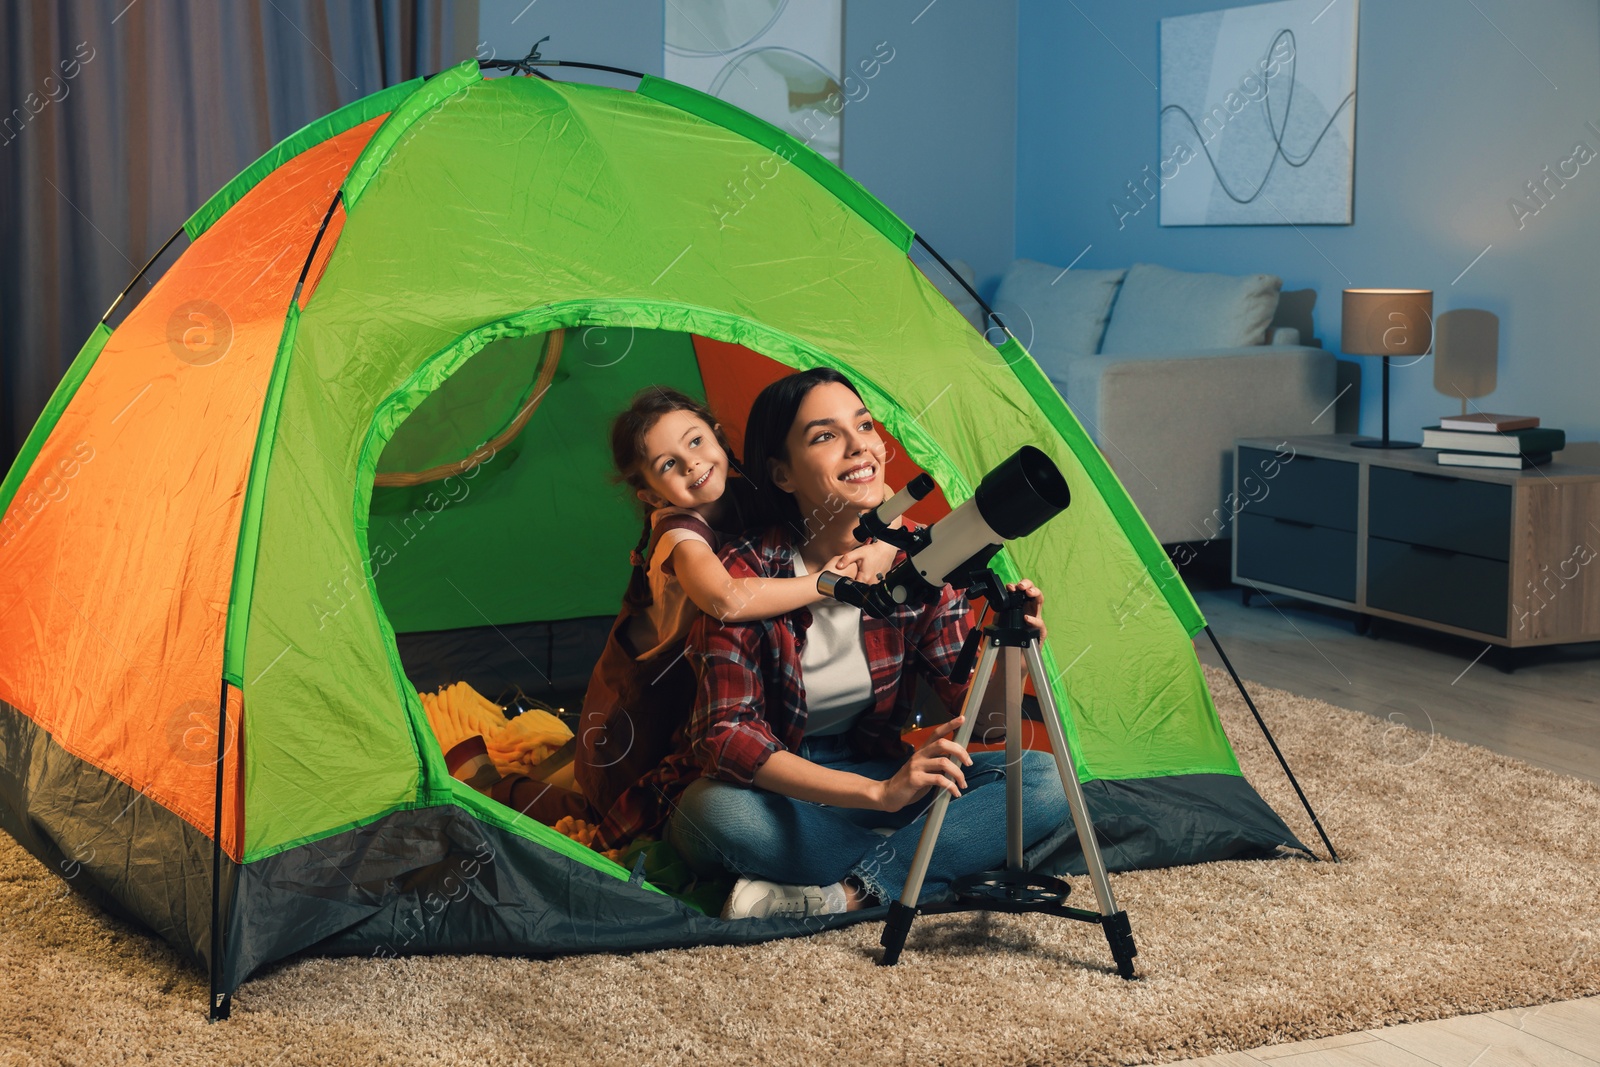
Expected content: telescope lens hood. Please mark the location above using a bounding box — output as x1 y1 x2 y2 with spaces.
973 445 1071 540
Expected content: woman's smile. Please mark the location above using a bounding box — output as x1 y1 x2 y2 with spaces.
839 462 877 484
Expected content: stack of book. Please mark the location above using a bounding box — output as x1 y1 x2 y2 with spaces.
1421 414 1564 470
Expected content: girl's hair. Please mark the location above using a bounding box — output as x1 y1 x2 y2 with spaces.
742 367 863 539
608 386 730 506
609 386 736 609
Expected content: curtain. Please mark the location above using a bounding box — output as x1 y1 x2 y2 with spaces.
0 0 480 473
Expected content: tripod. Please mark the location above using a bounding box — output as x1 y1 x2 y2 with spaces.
877 569 1137 978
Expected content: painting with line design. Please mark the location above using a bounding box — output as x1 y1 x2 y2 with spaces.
1159 0 1357 226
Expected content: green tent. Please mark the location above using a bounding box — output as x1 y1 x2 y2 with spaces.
0 60 1304 1015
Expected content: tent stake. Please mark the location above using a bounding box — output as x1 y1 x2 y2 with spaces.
1203 625 1338 862
208 677 233 1021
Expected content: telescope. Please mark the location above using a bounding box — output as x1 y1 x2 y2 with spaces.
815 445 1071 616
812 447 1140 978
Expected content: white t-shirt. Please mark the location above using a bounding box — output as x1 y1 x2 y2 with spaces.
792 553 876 736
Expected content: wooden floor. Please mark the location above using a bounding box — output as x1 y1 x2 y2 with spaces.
1169 565 1600 1064
1190 577 1600 785
1180 996 1600 1065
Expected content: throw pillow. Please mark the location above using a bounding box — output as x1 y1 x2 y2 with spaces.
992 259 1126 378
1099 263 1282 353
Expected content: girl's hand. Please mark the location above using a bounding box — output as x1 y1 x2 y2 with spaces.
1008 578 1046 642
823 553 864 581
835 538 900 585
872 716 972 812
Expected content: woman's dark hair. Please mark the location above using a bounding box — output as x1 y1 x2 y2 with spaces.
742 367 863 539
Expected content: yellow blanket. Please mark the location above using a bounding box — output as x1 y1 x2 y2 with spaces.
418 681 573 779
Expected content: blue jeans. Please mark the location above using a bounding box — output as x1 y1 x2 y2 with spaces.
664 733 1075 904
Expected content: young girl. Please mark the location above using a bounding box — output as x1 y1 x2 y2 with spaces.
578 386 902 838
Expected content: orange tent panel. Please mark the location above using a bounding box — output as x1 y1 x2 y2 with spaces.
0 116 387 859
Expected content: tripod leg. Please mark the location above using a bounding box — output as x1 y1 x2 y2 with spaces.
879 637 997 966
1003 646 1024 871
1023 641 1138 979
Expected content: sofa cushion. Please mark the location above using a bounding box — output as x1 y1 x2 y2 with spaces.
1099 263 1282 353
993 259 1125 378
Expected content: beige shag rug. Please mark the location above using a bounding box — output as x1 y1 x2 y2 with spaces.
2 665 1598 1067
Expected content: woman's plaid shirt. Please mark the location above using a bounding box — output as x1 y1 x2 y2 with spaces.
593 519 975 850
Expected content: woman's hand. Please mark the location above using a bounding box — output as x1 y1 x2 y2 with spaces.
1009 578 1047 642
870 716 973 812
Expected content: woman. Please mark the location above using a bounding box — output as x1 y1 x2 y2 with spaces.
576 386 890 849
662 367 1075 920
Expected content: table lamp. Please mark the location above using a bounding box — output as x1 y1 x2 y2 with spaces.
1342 287 1433 449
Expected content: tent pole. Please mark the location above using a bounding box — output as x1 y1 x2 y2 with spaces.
527 59 645 79
292 190 345 304
100 224 185 323
912 233 1015 341
908 234 1330 863
208 677 233 1020
205 181 339 1024
475 37 648 83
1202 625 1339 862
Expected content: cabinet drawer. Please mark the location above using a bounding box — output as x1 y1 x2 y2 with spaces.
1367 536 1508 636
1368 467 1511 561
1238 447 1358 531
1236 512 1356 602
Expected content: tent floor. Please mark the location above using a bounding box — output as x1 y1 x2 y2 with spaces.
393 615 613 717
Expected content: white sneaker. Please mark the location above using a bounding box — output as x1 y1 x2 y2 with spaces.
720 878 845 920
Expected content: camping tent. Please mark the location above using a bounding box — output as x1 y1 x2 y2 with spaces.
0 60 1304 1013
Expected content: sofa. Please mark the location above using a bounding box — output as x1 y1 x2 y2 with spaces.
935 260 1339 546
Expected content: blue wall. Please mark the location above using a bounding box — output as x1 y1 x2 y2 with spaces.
1017 0 1600 448
842 1 1017 287
478 0 1018 285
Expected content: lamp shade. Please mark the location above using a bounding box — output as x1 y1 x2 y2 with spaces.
1341 288 1433 356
